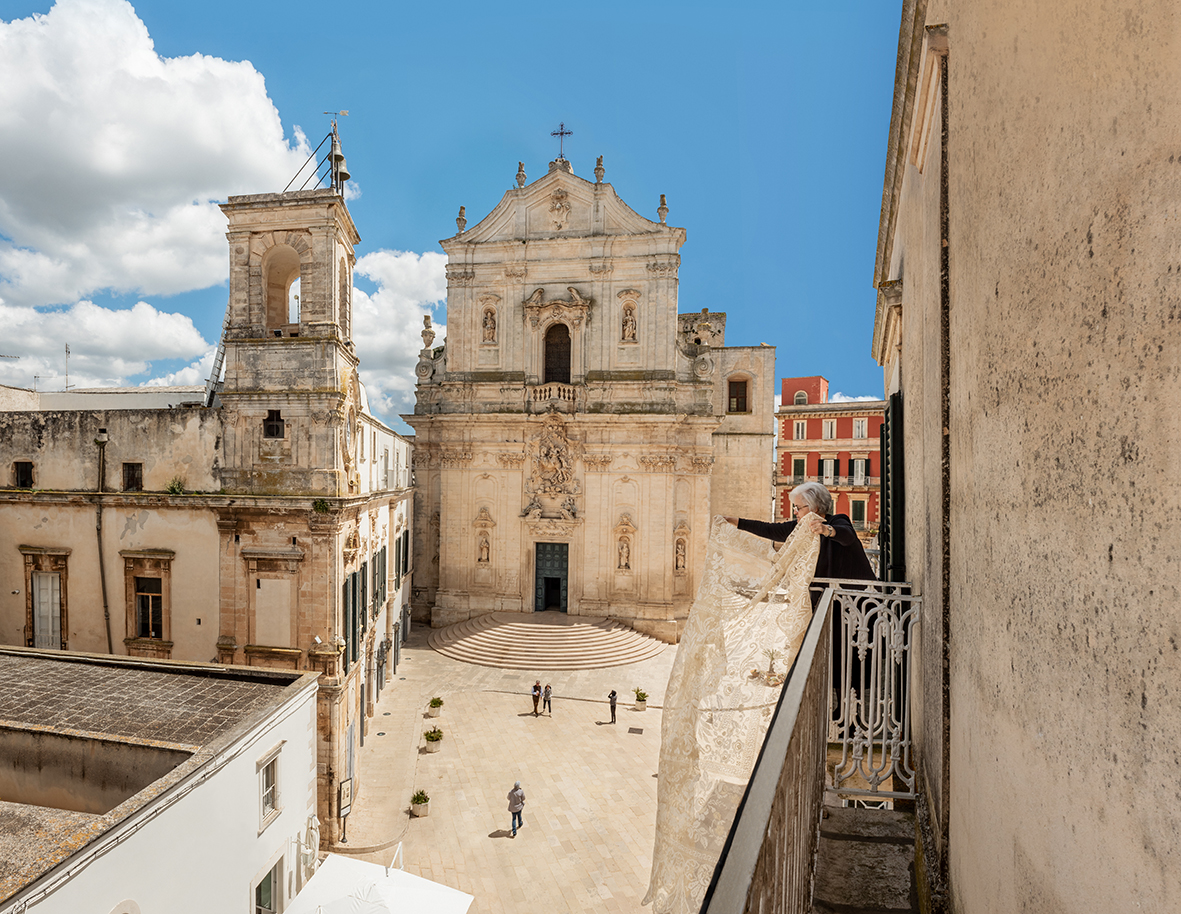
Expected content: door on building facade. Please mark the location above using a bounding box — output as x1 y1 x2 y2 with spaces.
534 543 569 612
32 572 61 648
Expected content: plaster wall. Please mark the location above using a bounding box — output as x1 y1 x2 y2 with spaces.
0 501 221 659
881 1 1181 909
15 684 318 914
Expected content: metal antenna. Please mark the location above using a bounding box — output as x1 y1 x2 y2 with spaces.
551 122 572 160
64 343 72 391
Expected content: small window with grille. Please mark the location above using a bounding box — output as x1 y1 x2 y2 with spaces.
123 463 143 492
14 462 33 488
263 410 284 439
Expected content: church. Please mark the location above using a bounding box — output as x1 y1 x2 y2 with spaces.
407 156 775 642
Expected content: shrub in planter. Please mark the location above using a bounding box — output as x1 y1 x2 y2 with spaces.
411 789 430 817
424 726 443 752
633 687 648 710
428 697 443 717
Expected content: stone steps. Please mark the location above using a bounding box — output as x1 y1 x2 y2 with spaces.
427 611 668 670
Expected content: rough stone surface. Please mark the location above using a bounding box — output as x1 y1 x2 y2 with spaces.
812 806 917 914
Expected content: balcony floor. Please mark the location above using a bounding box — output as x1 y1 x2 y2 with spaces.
812 804 917 914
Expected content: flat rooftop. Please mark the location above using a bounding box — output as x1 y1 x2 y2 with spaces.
0 648 316 903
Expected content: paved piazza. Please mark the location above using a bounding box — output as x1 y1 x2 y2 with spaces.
336 624 679 913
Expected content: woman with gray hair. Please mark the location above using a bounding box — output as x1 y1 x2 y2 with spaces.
722 481 874 584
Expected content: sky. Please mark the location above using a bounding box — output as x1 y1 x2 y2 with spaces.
0 0 902 431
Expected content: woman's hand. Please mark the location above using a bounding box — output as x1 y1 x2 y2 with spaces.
721 516 739 526
801 512 826 535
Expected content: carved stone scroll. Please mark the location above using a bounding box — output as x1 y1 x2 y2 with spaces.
524 287 592 330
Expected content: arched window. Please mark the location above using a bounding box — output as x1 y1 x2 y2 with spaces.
544 323 571 384
794 390 808 405
262 244 301 330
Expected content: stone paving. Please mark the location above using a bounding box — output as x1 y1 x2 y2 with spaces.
333 624 679 913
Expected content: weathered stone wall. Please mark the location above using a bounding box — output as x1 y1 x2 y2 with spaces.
711 346 777 521
877 1 1181 908
0 407 222 492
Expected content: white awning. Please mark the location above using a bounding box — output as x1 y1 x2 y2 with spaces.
286 853 474 914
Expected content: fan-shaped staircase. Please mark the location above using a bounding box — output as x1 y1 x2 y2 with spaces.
427 611 668 670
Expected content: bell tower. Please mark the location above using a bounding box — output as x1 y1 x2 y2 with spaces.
217 188 362 495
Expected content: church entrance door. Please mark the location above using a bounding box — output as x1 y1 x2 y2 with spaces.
534 543 568 612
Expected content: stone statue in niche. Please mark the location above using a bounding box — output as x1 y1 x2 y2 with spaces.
622 304 637 341
675 538 686 571
618 537 631 570
482 309 496 342
478 532 490 564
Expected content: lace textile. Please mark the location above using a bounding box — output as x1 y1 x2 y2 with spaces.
643 516 820 913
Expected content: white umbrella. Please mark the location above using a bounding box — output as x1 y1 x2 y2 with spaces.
288 854 473 914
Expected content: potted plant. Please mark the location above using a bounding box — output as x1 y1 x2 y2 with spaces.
411 789 430 817
428 696 444 718
633 687 648 711
424 726 443 753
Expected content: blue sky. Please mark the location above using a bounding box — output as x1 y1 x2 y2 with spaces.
0 0 901 429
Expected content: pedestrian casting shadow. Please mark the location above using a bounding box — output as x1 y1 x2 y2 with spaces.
488 828 515 839
518 712 541 717
595 721 616 726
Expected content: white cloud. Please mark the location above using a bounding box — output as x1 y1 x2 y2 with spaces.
0 298 209 389
145 347 217 388
352 250 448 422
829 391 882 402
0 0 309 306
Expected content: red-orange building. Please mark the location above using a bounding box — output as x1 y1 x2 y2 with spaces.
775 376 885 544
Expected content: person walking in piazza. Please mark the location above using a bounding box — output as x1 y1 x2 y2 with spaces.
531 680 542 716
608 689 617 724
543 683 552 715
508 781 526 838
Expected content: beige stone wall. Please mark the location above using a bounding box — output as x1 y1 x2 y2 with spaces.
875 1 1181 909
711 346 777 520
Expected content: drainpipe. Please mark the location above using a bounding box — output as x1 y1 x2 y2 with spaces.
95 428 114 654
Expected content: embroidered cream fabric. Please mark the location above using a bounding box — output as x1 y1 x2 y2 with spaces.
643 515 820 913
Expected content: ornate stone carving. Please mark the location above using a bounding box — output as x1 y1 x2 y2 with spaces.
675 537 687 572
421 315 436 349
689 455 715 474
617 289 641 301
657 193 669 224
441 449 473 468
412 451 435 467
693 354 714 378
517 161 527 188
640 455 677 472
549 187 571 230
614 513 637 535
447 268 475 286
589 262 612 274
559 495 578 520
584 455 612 471
482 307 497 343
456 205 467 233
473 507 496 529
647 261 677 275
594 155 605 184
477 532 490 564
524 516 580 537
526 412 580 497
343 524 360 566
524 287 592 330
497 452 526 468
504 264 528 279
521 495 543 519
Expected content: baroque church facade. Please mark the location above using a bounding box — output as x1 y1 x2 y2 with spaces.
407 157 775 642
